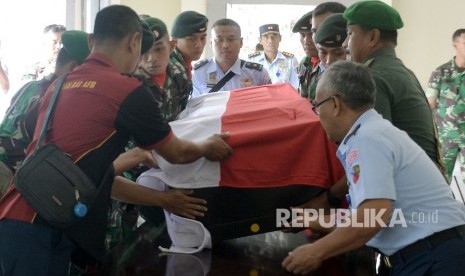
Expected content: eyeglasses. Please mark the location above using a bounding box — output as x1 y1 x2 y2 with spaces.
312 95 336 115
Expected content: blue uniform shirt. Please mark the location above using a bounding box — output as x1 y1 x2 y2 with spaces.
337 109 465 255
191 58 271 98
248 51 299 89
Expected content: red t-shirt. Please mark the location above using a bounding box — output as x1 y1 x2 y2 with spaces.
0 53 173 223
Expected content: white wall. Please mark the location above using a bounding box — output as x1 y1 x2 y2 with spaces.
393 0 465 89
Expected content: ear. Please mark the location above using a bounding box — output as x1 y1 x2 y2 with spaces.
368 29 381 47
65 60 79 73
332 96 343 117
87 33 95 51
240 37 243 48
129 32 142 54
169 39 176 54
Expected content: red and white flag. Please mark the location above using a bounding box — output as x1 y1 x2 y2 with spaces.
139 83 344 189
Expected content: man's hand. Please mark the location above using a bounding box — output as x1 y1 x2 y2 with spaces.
282 243 323 275
162 189 208 219
113 147 157 175
203 132 233 161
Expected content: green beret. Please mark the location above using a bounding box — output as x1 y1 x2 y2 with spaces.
141 21 154 55
343 0 403 30
292 11 312 33
61 30 90 64
171 11 208 38
143 17 168 42
314 13 347 47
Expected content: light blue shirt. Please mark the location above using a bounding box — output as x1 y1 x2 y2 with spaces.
191 58 271 98
248 51 299 89
337 109 465 255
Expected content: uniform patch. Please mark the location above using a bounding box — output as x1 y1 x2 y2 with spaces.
206 72 217 88
351 164 360 184
244 61 263 71
346 150 359 167
241 78 253 87
248 51 261 58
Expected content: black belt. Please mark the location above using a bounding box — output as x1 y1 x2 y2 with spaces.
381 225 465 268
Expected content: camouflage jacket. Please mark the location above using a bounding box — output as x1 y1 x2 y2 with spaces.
297 56 322 102
0 75 54 171
170 47 193 95
426 57 465 123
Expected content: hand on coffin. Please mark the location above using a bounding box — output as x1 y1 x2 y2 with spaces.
162 189 208 219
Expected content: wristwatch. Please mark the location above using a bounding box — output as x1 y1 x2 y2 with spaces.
326 189 343 207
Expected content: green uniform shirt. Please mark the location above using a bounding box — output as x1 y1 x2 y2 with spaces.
364 48 440 164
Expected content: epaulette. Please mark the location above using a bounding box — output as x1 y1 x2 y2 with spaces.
363 58 375 68
248 51 261 58
282 51 294 58
193 58 208 70
244 61 263 71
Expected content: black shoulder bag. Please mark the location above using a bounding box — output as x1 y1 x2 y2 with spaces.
15 74 97 228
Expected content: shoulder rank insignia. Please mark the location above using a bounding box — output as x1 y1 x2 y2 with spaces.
193 58 208 70
363 58 375 67
244 61 263 71
248 51 261 58
282 51 294 58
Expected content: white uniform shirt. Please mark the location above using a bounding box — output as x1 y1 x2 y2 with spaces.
191 58 271 98
248 51 299 89
337 109 465 255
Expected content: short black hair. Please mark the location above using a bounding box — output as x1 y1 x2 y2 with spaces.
93 5 142 42
212 18 241 36
313 2 346 17
452 29 465 42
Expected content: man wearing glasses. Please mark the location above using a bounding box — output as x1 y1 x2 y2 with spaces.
191 18 271 98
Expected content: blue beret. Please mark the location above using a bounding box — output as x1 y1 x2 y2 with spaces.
171 11 208 38
343 1 403 30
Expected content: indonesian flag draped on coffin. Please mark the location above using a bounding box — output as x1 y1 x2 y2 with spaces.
144 83 344 189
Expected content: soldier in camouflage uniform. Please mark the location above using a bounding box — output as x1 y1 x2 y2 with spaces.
104 16 207 252
137 17 191 121
426 28 465 182
170 11 209 92
0 31 89 196
292 11 319 101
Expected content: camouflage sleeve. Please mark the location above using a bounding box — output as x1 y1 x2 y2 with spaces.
425 68 441 100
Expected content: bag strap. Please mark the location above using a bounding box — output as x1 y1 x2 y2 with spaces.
35 74 68 149
209 60 245 93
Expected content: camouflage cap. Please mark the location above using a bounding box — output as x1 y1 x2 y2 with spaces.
61 30 90 64
314 13 347 47
343 1 403 30
292 11 312 33
143 17 168 42
171 11 208 38
141 21 154 55
259 24 280 35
